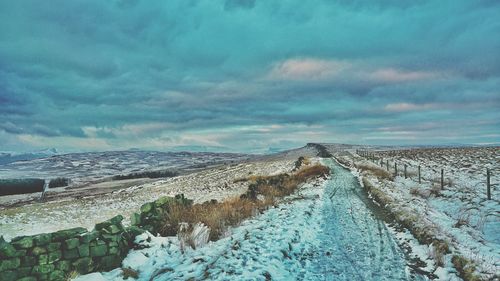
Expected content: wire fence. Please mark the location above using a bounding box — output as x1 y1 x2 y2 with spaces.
355 149 498 200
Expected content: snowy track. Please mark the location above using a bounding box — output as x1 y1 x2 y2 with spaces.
88 159 428 281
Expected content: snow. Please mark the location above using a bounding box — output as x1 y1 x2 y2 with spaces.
76 159 430 281
324 144 499 280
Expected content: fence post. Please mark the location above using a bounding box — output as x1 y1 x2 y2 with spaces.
386 160 389 171
404 164 407 179
380 158 383 167
441 169 444 190
487 168 491 200
394 163 398 176
418 165 421 184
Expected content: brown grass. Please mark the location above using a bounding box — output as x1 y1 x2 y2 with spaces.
356 163 394 181
160 163 329 241
122 267 139 279
451 255 483 281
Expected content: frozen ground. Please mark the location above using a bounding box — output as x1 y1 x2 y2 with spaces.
76 159 433 281
0 158 295 241
322 144 499 279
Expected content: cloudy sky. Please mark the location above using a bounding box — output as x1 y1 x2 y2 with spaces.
1 0 499 153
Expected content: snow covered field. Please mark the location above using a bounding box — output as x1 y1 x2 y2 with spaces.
0 158 295 241
322 144 499 280
0 150 251 186
76 159 432 281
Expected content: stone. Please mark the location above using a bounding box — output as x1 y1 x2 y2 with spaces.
32 264 55 275
48 250 62 263
0 257 20 271
52 228 87 241
47 242 61 252
55 260 71 272
10 236 33 249
109 215 124 225
130 212 141 226
125 226 145 238
155 196 175 207
80 231 99 244
99 254 122 270
78 244 89 257
0 242 17 258
34 234 52 246
17 267 32 278
63 248 79 259
38 254 49 264
0 270 18 281
94 220 112 231
64 238 80 250
108 246 119 255
38 274 50 281
101 234 119 242
107 225 121 234
31 246 48 255
21 255 37 267
18 277 37 281
73 257 92 274
90 244 107 257
140 202 154 213
49 270 65 281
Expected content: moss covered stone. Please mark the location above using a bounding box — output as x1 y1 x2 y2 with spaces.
80 231 99 244
34 234 52 246
73 257 92 274
31 246 48 255
52 228 86 241
38 254 49 264
49 270 65 281
109 215 124 225
0 240 17 258
64 238 80 250
55 260 71 272
99 254 122 270
0 270 18 281
10 236 34 249
140 202 154 213
90 244 107 257
32 264 55 275
130 212 141 225
21 255 37 267
47 242 61 252
17 267 32 278
63 248 79 259
78 244 89 257
0 257 20 271
48 250 62 263
17 276 37 281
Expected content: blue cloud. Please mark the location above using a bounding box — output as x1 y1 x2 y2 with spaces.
0 0 499 152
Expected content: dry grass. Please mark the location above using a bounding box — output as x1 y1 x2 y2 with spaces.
122 267 139 279
160 163 329 241
356 163 394 181
452 255 482 281
410 187 431 199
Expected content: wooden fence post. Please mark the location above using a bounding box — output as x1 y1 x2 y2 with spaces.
386 160 389 171
487 168 491 200
404 164 407 179
380 158 383 167
441 169 444 190
418 165 421 184
394 163 398 176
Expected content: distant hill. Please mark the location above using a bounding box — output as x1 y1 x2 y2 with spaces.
0 148 59 165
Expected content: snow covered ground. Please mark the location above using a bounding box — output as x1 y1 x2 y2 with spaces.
0 158 295 241
323 144 499 280
0 150 251 186
75 159 432 281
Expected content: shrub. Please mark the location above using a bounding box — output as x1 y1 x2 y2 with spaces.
356 164 394 181
113 170 178 180
159 163 329 241
0 178 45 196
451 255 482 281
49 177 70 188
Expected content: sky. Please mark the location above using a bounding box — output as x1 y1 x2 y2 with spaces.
1 0 499 153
